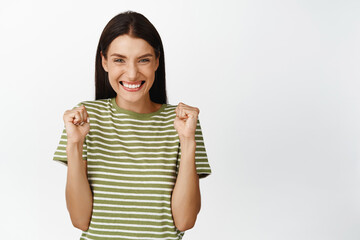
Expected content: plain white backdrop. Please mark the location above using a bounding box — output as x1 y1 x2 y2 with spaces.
0 0 359 239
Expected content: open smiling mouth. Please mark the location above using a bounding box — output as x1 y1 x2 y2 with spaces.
119 81 145 92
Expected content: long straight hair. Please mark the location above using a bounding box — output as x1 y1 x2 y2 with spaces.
95 11 167 104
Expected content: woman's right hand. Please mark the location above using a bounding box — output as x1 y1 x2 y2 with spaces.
63 105 90 144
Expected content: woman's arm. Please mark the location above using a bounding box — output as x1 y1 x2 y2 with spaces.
171 138 201 232
172 102 203 232
65 142 93 231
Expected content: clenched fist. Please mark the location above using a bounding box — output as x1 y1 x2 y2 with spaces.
174 102 199 142
63 105 90 144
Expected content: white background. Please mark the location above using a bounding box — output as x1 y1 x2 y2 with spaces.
0 0 359 239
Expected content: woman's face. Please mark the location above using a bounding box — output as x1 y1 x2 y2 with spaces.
101 34 159 104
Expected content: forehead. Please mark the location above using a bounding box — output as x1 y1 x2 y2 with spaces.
107 34 154 56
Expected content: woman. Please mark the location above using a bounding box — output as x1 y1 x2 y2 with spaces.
53 10 211 240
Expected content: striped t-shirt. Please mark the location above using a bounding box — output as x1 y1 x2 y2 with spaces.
53 97 212 240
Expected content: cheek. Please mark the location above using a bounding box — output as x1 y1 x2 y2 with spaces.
108 67 123 81
143 65 156 79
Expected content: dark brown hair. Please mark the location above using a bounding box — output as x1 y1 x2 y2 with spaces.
95 11 167 104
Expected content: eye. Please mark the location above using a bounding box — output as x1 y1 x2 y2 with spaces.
114 59 125 63
139 58 150 63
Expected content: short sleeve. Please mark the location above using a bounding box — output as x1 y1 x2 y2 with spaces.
176 117 212 179
52 102 87 166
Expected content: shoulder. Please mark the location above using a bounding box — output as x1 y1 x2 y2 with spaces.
74 98 112 111
161 103 177 116
164 103 177 110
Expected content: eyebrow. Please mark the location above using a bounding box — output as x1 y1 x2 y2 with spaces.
110 53 154 58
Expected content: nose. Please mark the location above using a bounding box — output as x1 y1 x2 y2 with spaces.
125 62 138 80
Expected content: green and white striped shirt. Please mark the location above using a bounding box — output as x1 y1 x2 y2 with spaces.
53 97 212 240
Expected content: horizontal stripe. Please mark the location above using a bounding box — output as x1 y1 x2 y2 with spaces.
85 147 179 155
85 231 180 240
90 221 174 229
88 158 176 167
87 140 181 149
93 196 170 205
88 170 176 179
89 122 176 131
91 183 173 192
93 190 171 198
89 177 175 185
90 215 174 224
87 152 177 161
89 225 176 234
93 203 171 211
88 165 176 173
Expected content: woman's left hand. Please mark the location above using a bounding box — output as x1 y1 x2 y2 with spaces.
174 102 199 142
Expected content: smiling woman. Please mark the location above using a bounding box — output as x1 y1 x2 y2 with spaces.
94 11 166 107
52 10 212 240
100 34 161 113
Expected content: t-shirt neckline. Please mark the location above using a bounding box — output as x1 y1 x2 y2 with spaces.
110 97 166 119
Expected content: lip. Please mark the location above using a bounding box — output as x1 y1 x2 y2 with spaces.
120 80 145 92
121 80 143 85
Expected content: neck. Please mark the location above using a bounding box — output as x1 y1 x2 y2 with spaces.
115 95 160 114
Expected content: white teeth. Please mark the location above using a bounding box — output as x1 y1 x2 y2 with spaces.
123 82 141 89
